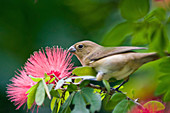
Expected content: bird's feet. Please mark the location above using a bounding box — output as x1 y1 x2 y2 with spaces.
110 78 129 93
110 87 122 93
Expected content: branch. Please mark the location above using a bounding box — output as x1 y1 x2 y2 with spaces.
86 83 106 92
61 82 145 110
86 83 145 110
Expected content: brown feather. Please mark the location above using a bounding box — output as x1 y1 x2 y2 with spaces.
87 46 147 61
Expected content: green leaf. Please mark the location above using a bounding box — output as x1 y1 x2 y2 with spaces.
27 82 39 109
102 94 111 110
57 89 63 97
94 88 105 100
71 88 101 113
51 97 57 111
104 92 126 111
120 0 149 20
47 84 54 92
60 107 71 113
155 75 170 96
67 84 78 92
66 108 71 113
55 79 65 90
132 9 167 46
50 89 60 98
64 91 70 100
35 80 45 106
59 92 75 113
149 25 169 55
42 79 51 99
44 73 48 78
144 8 166 21
163 90 170 102
74 78 82 83
71 92 89 113
45 76 51 82
49 77 55 83
28 75 42 82
79 80 90 88
52 98 60 113
102 80 110 93
132 22 149 45
159 58 170 73
102 22 135 46
72 66 97 76
81 88 101 113
143 101 165 112
26 83 38 94
155 74 170 102
112 99 135 113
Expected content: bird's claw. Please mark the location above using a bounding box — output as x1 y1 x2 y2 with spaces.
111 77 129 93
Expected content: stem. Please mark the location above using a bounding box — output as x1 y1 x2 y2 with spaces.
127 97 145 110
42 79 51 99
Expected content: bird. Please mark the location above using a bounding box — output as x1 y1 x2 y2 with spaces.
68 40 160 89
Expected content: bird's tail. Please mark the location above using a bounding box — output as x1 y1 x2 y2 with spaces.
141 52 170 64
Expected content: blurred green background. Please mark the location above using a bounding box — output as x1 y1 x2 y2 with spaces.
0 0 169 113
0 0 120 112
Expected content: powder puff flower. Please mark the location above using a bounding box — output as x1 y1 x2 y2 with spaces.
7 46 74 110
7 70 36 110
153 0 170 9
24 47 73 81
128 106 164 113
128 100 165 113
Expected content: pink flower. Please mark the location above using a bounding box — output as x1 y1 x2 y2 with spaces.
154 0 164 1
128 106 162 113
154 0 170 2
7 47 74 110
153 0 170 8
25 47 73 81
7 69 36 110
128 101 165 113
128 106 161 113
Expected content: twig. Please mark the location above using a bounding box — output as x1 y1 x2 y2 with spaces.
87 83 106 91
127 97 145 110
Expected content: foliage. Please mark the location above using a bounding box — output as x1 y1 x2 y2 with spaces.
102 93 126 111
5 0 170 113
102 0 169 55
112 99 135 113
155 57 170 102
25 65 167 113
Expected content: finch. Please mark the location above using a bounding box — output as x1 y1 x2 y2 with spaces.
68 40 159 82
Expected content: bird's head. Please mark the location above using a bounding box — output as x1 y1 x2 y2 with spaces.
68 40 101 64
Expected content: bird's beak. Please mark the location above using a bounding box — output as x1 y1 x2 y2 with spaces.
68 46 76 53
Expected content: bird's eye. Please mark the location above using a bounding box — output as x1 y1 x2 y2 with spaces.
78 45 83 49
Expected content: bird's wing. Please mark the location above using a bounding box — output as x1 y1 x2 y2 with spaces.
88 46 147 61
